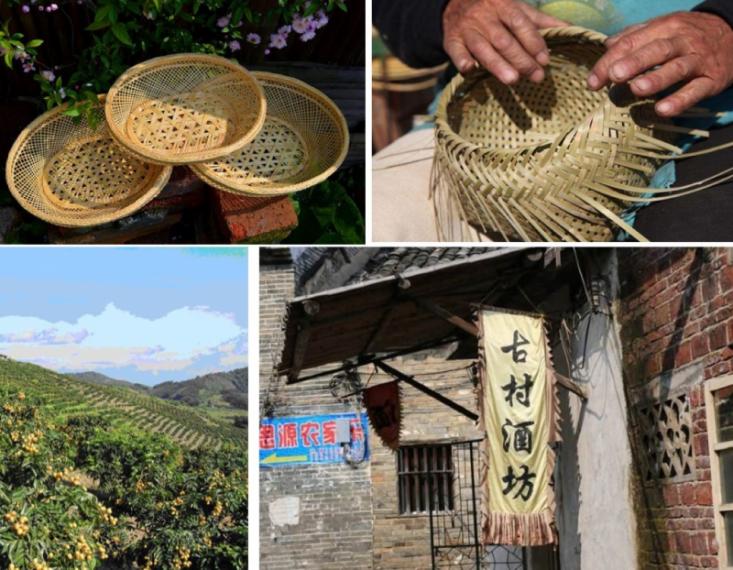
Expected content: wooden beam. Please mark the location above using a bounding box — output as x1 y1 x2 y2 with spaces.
374 360 479 422
287 302 320 382
555 372 588 400
409 295 479 338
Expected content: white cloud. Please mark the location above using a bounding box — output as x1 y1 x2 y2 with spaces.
0 303 246 375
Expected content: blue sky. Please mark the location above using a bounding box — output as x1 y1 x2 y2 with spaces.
0 247 248 386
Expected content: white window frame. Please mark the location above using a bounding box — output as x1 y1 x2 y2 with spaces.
704 374 733 569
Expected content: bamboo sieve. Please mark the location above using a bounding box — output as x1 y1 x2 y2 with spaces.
5 96 172 228
105 53 266 165
432 26 730 243
191 72 349 197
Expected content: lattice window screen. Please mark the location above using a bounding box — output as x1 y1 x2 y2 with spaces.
638 393 695 483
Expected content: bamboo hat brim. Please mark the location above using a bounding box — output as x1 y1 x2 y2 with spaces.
191 72 349 197
105 53 267 165
5 96 172 228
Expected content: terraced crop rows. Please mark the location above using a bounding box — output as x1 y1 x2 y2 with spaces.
0 360 245 449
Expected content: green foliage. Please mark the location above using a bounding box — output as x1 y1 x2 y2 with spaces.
0 359 245 448
0 23 42 69
3 0 346 122
0 394 119 570
0 388 247 569
286 165 365 244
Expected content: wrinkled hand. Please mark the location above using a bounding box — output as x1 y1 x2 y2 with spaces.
443 0 567 84
588 11 733 117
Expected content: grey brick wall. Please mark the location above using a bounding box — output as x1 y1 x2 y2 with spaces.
259 255 375 570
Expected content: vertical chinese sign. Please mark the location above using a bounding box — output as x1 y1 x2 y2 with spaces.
477 307 558 546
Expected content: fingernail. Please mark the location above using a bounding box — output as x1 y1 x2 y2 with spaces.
656 101 674 115
502 69 519 84
588 73 599 89
537 50 550 66
610 62 627 82
633 78 651 93
530 68 544 83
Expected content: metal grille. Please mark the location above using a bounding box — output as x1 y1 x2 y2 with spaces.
398 444 454 514
428 440 528 570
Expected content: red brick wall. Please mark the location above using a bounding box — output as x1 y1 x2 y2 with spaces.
618 248 733 569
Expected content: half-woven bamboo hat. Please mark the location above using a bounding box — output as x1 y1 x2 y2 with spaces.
432 26 704 242
191 72 349 197
105 53 266 165
5 96 172 228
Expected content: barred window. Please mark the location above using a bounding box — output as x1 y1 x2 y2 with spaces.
397 444 454 514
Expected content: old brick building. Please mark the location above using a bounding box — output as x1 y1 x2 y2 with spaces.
260 247 733 570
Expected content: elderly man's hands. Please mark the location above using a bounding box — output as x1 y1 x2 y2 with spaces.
443 0 566 84
588 11 733 117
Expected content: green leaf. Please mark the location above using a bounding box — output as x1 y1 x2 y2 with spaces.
86 19 111 31
3 50 12 69
26 39 43 48
111 23 133 46
63 108 82 117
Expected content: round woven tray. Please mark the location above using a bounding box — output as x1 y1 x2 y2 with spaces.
5 96 172 228
433 26 680 242
191 72 349 197
105 53 266 165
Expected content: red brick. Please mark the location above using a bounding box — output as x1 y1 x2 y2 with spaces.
675 532 692 553
721 265 733 292
680 484 696 505
691 532 710 555
692 333 710 359
213 191 297 243
696 483 713 506
694 435 710 458
674 342 693 368
664 485 681 506
710 324 729 350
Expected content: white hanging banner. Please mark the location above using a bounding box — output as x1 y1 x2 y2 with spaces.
477 307 559 546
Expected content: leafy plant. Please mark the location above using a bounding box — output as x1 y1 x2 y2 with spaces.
0 389 247 569
2 0 344 122
286 165 365 244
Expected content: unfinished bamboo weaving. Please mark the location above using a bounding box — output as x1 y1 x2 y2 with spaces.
191 72 349 197
105 53 266 165
5 96 172 227
432 26 715 243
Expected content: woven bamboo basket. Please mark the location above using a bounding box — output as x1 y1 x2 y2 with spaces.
5 96 172 228
105 53 266 165
432 26 722 243
191 72 349 197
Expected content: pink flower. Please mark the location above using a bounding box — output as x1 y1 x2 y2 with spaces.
58 87 66 99
315 10 329 29
49 3 58 10
217 13 231 28
269 32 287 50
40 69 55 81
278 25 291 35
22 62 35 73
292 14 312 34
300 29 316 42
229 40 241 52
264 48 270 55
246 33 261 45
21 5 30 13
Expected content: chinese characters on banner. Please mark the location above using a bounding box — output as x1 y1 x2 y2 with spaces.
477 308 558 546
259 413 369 467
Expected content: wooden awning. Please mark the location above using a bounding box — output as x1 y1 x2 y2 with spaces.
278 248 579 382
